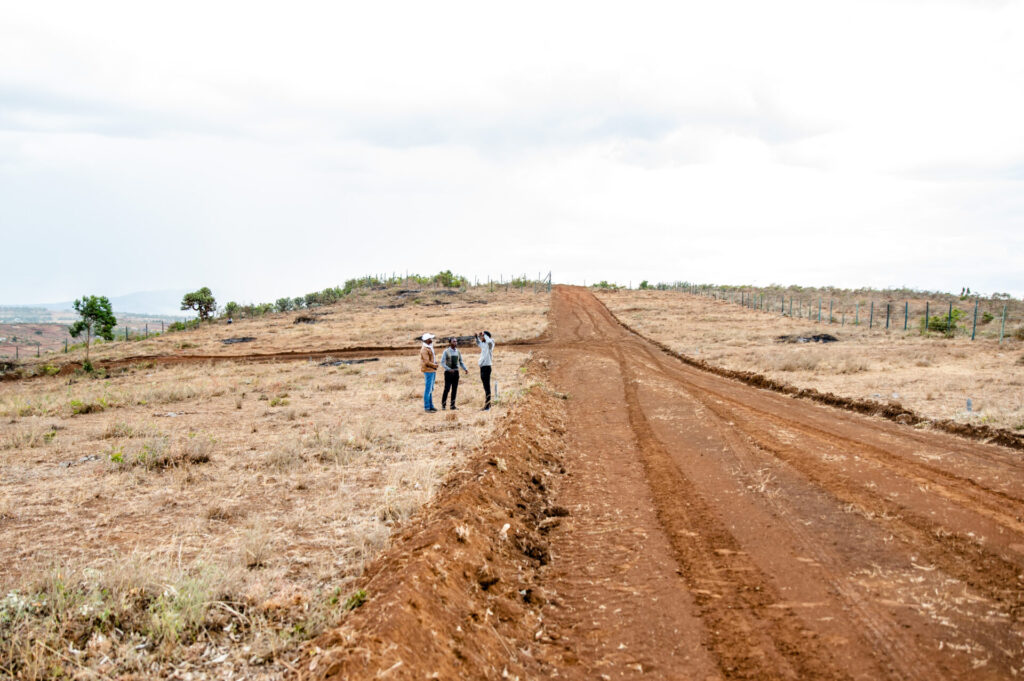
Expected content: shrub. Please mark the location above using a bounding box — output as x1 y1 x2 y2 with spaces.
920 307 965 336
70 397 107 415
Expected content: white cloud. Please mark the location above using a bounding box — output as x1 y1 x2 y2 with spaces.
1 0 1022 303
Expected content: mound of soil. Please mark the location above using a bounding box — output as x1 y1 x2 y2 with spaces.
319 358 379 367
776 333 839 343
300 383 567 680
221 337 256 344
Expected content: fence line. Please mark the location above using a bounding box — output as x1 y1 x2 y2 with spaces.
667 284 1022 343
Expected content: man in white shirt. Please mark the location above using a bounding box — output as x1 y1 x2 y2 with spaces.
476 330 495 411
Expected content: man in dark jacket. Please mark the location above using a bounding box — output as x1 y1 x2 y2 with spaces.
439 338 469 409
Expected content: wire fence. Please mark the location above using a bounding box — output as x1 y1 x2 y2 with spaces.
664 284 1024 343
0 321 174 360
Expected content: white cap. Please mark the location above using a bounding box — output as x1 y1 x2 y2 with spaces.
421 333 435 341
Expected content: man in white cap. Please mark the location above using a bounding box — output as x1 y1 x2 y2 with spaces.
419 333 439 412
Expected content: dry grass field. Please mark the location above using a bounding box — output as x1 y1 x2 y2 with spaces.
596 289 1024 432
0 289 544 679
32 286 550 367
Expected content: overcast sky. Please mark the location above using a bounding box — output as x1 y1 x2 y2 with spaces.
2 0 1022 305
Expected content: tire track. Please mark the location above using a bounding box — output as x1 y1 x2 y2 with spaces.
615 345 852 680
617 312 1024 626
631 342 1024 532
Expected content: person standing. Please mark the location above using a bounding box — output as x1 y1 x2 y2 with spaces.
419 333 439 413
476 330 495 411
439 338 469 410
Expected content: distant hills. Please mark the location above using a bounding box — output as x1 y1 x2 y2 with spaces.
0 290 190 323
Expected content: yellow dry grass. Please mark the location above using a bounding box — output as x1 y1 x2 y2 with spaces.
36 285 548 365
597 289 1024 432
0 295 537 679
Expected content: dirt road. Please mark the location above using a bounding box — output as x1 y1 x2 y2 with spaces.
531 286 1023 679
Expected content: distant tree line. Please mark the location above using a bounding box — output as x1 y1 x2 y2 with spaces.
174 271 471 323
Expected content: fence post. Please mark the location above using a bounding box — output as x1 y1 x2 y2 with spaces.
842 311 845 326
65 339 68 353
15 345 18 360
818 298 821 323
1000 304 1007 344
855 302 859 325
904 301 908 331
925 301 930 333
886 303 890 330
947 301 953 335
869 301 874 329
971 299 979 341
829 300 833 324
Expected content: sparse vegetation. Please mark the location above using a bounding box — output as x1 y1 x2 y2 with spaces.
0 293 537 677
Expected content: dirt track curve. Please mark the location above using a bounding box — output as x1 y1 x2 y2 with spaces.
301 285 1023 680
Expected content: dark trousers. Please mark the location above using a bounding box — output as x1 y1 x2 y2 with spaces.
442 370 460 407
480 365 492 408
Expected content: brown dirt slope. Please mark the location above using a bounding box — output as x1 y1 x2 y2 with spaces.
301 384 569 680
301 286 1024 679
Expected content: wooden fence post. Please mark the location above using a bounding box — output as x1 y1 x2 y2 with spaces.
971 299 978 341
829 300 833 324
947 302 953 335
925 301 930 333
1000 305 1007 344
855 302 859 325
64 339 68 353
904 301 908 331
869 301 874 329
818 298 821 323
886 303 890 330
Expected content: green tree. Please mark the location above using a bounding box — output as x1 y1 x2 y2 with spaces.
223 301 239 318
68 295 117 362
181 287 217 321
639 280 650 289
275 297 293 313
